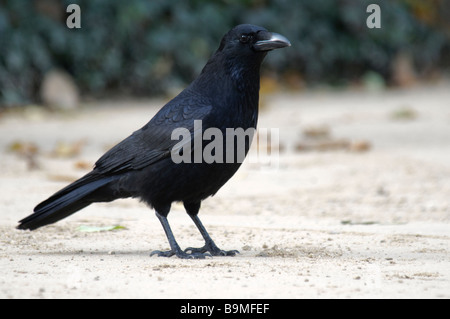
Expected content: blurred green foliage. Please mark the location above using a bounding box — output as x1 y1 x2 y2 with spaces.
0 0 449 107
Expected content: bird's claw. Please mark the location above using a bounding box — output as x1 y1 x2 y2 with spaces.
184 245 239 257
150 249 211 259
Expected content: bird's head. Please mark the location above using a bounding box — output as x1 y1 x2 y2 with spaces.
197 24 290 93
217 24 291 56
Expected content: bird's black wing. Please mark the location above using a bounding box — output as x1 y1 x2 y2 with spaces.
94 92 212 175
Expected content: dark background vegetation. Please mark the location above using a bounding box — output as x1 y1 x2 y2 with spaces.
1 0 449 107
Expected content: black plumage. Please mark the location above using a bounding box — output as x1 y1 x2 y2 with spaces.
17 24 290 258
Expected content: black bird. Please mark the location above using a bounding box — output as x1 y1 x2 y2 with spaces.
17 24 290 258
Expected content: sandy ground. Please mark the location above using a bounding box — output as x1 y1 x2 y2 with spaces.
0 84 449 299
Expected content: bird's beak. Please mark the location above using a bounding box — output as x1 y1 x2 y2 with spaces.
253 32 291 51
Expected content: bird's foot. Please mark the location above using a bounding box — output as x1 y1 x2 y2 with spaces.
150 248 211 259
184 243 239 257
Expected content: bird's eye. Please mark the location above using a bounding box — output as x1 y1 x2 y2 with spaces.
240 34 251 44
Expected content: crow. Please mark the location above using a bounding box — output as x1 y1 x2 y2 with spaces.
17 24 290 259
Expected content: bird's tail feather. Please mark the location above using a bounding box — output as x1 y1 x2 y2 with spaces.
18 173 118 231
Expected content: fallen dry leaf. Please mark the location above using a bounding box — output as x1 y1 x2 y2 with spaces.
51 139 86 158
349 140 372 152
74 160 93 170
7 140 40 170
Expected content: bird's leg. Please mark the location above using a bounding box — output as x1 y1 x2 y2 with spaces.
150 211 209 259
186 214 239 256
184 202 239 257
